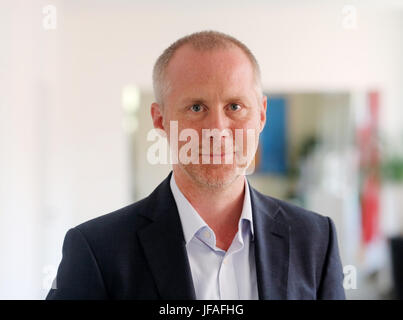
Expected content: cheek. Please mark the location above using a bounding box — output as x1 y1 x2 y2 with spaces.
232 121 261 154
177 123 203 148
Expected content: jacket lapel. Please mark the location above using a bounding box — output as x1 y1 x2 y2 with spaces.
249 184 290 300
137 172 196 299
137 172 290 300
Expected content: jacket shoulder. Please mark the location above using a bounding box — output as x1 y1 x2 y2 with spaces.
274 197 329 229
73 196 152 245
252 187 331 239
69 174 173 249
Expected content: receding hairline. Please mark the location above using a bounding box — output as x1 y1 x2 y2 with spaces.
152 30 262 106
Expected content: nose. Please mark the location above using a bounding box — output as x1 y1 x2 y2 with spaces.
201 106 232 152
204 106 228 131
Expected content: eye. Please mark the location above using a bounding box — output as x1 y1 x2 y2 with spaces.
190 104 203 112
229 103 241 111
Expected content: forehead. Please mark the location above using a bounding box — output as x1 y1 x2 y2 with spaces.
164 44 256 100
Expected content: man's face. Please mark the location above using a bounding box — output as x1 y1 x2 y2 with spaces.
152 44 267 188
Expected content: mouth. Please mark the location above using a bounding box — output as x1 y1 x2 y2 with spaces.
200 153 234 157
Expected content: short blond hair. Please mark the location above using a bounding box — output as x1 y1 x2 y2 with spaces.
152 30 262 106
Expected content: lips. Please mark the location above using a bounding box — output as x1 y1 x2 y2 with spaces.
200 153 234 157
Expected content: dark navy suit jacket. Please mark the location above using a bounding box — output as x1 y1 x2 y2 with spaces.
46 172 346 300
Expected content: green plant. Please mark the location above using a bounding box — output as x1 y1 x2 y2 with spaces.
382 156 403 182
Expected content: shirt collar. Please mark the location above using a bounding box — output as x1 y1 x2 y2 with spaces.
170 173 254 245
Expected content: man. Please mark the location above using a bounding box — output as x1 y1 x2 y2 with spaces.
47 30 345 300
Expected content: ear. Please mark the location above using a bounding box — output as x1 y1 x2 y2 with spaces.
150 102 165 131
259 95 267 133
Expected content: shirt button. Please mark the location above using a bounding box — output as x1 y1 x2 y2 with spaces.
203 230 211 239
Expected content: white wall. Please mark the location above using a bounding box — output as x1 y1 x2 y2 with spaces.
0 1 40 299
59 0 403 135
0 0 133 298
0 0 402 299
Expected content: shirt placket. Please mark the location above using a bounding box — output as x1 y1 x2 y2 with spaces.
218 230 244 300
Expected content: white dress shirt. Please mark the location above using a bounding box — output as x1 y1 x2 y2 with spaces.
170 174 258 300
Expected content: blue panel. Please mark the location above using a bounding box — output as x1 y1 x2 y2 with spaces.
258 96 287 174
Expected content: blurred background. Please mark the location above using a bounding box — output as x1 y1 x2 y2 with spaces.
1 0 403 299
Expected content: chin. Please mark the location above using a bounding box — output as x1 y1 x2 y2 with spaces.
182 163 241 189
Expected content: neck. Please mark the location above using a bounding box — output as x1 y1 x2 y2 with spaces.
172 167 246 250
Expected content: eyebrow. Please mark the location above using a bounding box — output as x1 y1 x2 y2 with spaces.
180 96 250 105
180 97 207 105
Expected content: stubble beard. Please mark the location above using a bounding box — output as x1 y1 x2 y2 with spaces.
175 150 256 191
177 161 241 190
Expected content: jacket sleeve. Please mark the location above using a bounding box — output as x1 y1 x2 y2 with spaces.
316 217 346 300
46 227 109 300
